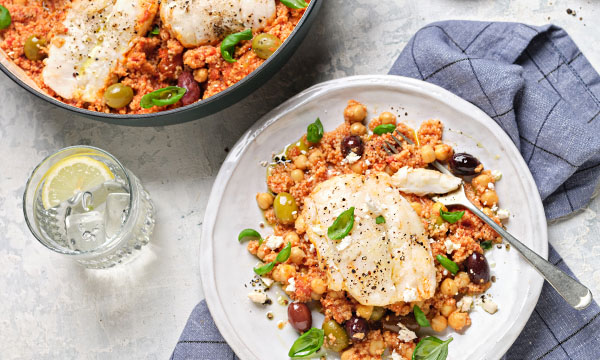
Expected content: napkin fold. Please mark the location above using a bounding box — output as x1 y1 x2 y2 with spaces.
173 21 600 359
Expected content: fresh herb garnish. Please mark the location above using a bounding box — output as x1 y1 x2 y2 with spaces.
238 229 262 243
412 336 453 360
306 118 324 143
253 261 276 276
221 29 253 63
327 207 355 241
140 86 186 108
480 240 493 250
439 209 465 224
149 25 160 36
0 5 11 30
375 215 386 224
413 305 430 327
373 124 396 135
288 328 324 358
280 0 309 9
276 242 292 263
436 255 459 275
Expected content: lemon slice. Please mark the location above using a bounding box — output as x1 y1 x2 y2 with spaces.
41 155 114 209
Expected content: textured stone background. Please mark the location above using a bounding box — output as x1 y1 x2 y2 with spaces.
1 0 599 358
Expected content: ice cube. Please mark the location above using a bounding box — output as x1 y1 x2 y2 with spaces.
105 193 130 238
65 211 106 252
69 180 127 214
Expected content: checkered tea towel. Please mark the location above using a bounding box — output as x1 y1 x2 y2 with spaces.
172 22 600 360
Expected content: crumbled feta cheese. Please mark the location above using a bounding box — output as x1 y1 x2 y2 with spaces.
496 209 510 219
444 239 461 254
390 350 403 360
457 295 474 312
396 322 417 342
491 170 502 181
402 288 417 302
260 277 274 288
365 159 371 166
337 236 353 251
344 151 361 164
475 295 498 314
491 204 499 212
487 182 495 190
311 225 325 236
285 278 296 292
248 291 269 304
365 195 382 215
265 235 284 250
260 161 268 167
309 243 315 253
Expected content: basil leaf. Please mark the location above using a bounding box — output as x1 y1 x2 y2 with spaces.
221 29 253 63
280 0 309 9
238 229 262 243
149 25 160 36
373 124 396 135
439 209 465 224
436 255 459 275
413 305 430 327
480 240 493 250
306 118 324 143
140 86 187 108
327 207 355 241
412 336 453 360
375 215 385 224
0 5 11 29
288 328 324 358
253 262 275 276
276 242 292 263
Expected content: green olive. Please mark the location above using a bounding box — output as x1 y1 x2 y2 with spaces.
285 137 310 158
273 192 298 224
322 320 349 352
24 36 46 61
369 306 386 322
252 33 282 60
103 83 134 109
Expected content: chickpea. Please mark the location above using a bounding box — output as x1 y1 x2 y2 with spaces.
311 292 322 300
434 144 453 161
384 166 394 176
431 202 448 214
344 103 367 123
295 215 306 234
448 311 469 331
256 244 268 260
289 247 305 264
410 201 423 215
193 68 209 83
284 232 300 246
351 160 364 174
454 271 471 288
480 189 499 206
483 207 494 217
440 300 457 317
310 278 327 295
420 145 436 163
431 315 448 332
291 169 304 182
341 350 353 360
350 122 367 136
256 192 274 210
356 305 374 319
308 149 324 164
272 264 296 283
440 278 458 296
472 173 492 189
294 154 309 170
379 112 396 125
368 340 385 356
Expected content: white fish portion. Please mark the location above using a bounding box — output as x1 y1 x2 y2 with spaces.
42 0 158 102
303 173 437 306
160 0 276 47
391 166 461 196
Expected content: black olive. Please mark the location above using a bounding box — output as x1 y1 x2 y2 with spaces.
287 302 312 332
381 313 420 333
449 152 481 176
466 252 490 284
344 316 369 342
341 135 364 157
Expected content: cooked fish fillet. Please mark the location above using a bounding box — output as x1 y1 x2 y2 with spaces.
392 167 461 196
302 173 437 306
42 0 158 102
160 0 276 47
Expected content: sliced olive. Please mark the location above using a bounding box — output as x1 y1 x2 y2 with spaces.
252 33 282 60
103 83 134 109
322 320 349 352
273 192 298 224
24 35 46 61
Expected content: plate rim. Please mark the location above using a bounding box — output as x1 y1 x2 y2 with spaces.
200 74 548 360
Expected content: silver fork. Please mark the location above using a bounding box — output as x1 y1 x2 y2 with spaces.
383 131 593 310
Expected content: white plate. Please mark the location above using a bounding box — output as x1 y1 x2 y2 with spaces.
200 75 547 360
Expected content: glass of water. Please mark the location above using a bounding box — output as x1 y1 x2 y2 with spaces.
23 146 155 269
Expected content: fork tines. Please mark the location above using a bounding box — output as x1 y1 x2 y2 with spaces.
383 130 414 155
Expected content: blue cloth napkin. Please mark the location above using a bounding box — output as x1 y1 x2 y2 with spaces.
172 21 600 359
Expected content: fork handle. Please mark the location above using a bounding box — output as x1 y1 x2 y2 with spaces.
466 204 593 310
